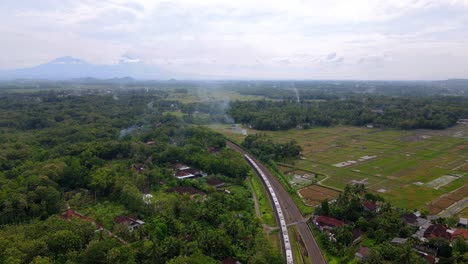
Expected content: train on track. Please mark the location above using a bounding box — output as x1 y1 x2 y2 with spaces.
244 154 294 264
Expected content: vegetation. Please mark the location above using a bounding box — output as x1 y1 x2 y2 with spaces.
229 96 468 130
0 89 282 263
242 133 302 162
313 185 468 263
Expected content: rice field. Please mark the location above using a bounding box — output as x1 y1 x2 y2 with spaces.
208 124 468 213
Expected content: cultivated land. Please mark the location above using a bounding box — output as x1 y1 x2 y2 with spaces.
209 124 468 214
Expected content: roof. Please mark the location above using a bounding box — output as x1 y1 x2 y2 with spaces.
114 216 144 226
166 186 206 196
315 216 345 228
459 217 468 226
206 178 225 187
362 200 377 211
355 246 370 259
208 146 220 153
352 229 364 241
172 163 191 170
146 141 156 145
391 237 408 244
451 229 468 240
424 224 451 240
401 213 418 224
222 257 240 264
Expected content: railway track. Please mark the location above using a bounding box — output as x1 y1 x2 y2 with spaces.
227 141 327 264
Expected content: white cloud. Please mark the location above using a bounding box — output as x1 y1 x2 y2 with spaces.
0 0 468 79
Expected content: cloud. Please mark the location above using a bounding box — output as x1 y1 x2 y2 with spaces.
0 0 468 79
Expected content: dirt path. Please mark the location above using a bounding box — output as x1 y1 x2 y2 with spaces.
228 141 327 264
247 177 279 233
247 177 262 219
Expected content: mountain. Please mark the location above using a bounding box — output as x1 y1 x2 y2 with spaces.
0 56 174 80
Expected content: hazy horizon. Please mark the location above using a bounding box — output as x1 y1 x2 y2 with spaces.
2 0 468 80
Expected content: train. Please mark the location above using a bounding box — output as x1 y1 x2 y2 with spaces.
244 154 294 264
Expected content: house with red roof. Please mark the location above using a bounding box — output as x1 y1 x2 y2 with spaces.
313 216 345 232
166 186 206 198
450 228 468 241
423 224 451 240
114 215 145 232
355 246 370 262
362 200 379 212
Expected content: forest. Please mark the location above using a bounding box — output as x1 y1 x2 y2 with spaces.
0 89 282 264
228 96 468 130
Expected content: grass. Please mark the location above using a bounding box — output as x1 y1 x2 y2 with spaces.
81 201 127 228
209 124 468 213
248 171 277 227
289 226 312 264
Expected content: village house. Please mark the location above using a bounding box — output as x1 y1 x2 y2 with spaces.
355 246 370 262
313 216 345 232
391 237 408 245
172 164 207 179
166 186 206 198
352 228 364 244
207 146 220 153
423 223 451 240
206 178 225 189
222 257 242 264
458 217 467 228
114 215 145 232
362 200 380 213
401 212 428 228
450 228 468 241
413 245 438 264
146 140 156 145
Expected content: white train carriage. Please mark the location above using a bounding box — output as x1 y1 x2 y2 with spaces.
244 154 294 264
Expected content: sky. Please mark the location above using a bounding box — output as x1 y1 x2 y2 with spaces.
1 0 468 80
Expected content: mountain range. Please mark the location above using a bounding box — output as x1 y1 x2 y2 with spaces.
0 56 175 80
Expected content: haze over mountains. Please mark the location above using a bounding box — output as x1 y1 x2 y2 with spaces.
0 56 175 80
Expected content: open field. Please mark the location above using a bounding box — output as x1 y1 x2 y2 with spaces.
298 185 340 206
209 124 468 213
428 185 468 215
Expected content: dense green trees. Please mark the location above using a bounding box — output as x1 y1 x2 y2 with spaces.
242 133 302 162
229 95 467 130
0 90 281 263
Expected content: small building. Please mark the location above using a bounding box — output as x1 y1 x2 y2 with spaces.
352 229 364 244
401 212 428 228
146 141 156 146
172 164 207 179
114 216 145 232
207 146 220 153
222 257 241 264
391 237 408 245
166 186 206 198
423 224 451 240
413 221 432 241
450 228 468 241
313 216 345 232
458 217 467 227
355 246 370 262
362 200 379 212
206 178 225 188
413 245 437 264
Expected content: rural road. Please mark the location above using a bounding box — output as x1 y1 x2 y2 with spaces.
227 141 327 264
